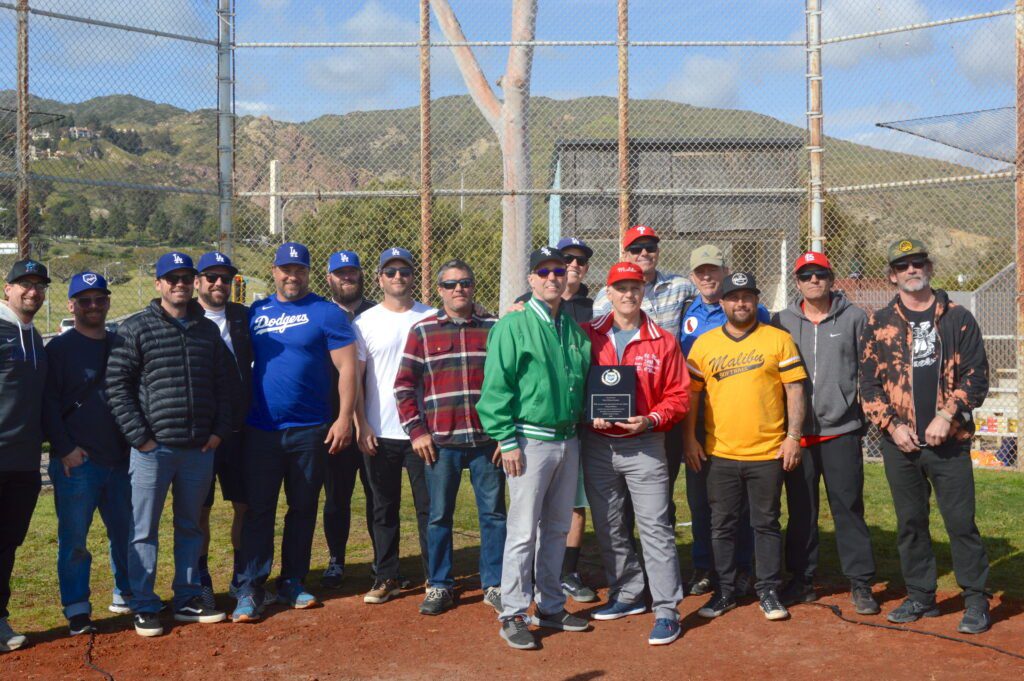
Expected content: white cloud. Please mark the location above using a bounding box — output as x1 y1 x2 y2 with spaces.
821 0 932 69
957 15 1014 89
826 102 921 131
656 54 741 108
236 100 276 116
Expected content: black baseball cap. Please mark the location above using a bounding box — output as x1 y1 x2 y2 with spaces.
529 246 567 271
6 259 50 284
720 271 760 297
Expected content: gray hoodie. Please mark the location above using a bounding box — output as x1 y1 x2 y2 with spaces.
772 292 866 438
0 299 48 471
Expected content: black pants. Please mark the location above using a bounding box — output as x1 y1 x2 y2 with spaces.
881 438 989 607
0 470 42 618
707 456 783 599
784 432 875 587
323 441 376 569
664 421 684 528
365 438 430 581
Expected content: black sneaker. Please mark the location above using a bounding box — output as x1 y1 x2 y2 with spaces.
321 557 345 589
533 609 589 632
560 573 597 603
687 569 714 596
779 578 816 607
851 586 881 615
697 592 737 619
887 598 940 624
759 589 790 621
133 612 163 637
399 574 414 590
957 603 991 634
418 587 455 616
69 613 96 636
500 615 538 650
174 596 227 624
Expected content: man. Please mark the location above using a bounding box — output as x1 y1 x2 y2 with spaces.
107 252 235 637
860 239 990 634
678 245 768 596
354 247 434 604
394 259 506 616
515 236 597 603
584 263 689 646
477 247 591 650
232 242 357 622
42 272 132 636
195 251 252 609
0 259 49 652
773 251 878 615
321 250 377 589
684 272 806 622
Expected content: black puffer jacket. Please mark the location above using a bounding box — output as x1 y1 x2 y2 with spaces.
107 299 235 449
224 301 253 429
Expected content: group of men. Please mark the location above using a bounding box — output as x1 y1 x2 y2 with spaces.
0 225 993 653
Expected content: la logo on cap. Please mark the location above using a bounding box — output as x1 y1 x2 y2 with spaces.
172 253 184 264
391 248 400 256
290 246 299 258
341 253 350 262
215 252 225 262
83 273 97 285
571 238 580 245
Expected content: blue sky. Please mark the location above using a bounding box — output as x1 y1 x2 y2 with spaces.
3 1 1016 170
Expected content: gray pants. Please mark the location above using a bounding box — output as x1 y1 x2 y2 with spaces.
582 430 683 620
500 436 579 620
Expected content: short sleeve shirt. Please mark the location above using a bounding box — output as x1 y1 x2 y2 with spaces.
247 292 356 431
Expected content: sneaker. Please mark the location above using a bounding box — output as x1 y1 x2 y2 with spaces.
687 569 714 596
560 572 597 603
108 602 133 615
779 578 817 607
697 592 737 619
419 587 455 616
399 574 414 590
759 589 790 621
533 609 589 632
957 603 991 635
69 614 96 636
887 598 940 624
483 586 502 614
278 587 318 609
648 618 681 646
174 596 227 624
231 594 264 623
364 578 401 604
133 612 164 637
321 557 345 589
592 599 647 621
200 584 216 611
851 586 881 615
0 617 27 651
500 615 538 650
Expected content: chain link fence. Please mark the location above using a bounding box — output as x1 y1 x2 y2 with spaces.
3 1 1021 468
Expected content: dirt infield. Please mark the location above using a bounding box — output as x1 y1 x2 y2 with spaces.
6 582 1024 680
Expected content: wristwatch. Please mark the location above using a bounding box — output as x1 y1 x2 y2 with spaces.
937 410 954 424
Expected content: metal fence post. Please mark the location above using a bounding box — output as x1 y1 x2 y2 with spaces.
217 0 234 255
15 0 30 259
617 0 629 251
1015 0 1023 470
420 0 432 302
806 0 824 253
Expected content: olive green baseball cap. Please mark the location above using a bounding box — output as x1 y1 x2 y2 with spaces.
690 244 725 271
887 238 928 264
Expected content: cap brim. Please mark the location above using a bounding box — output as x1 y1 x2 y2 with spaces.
71 286 111 298
379 257 414 269
691 258 724 270
889 252 928 265
9 274 52 284
722 286 760 296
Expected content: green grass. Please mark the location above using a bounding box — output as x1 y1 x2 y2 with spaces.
9 462 1024 633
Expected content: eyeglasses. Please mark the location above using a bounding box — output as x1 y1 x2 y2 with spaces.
162 273 195 286
13 280 48 292
74 295 110 308
892 258 930 273
626 244 658 255
382 266 413 278
534 267 567 278
564 254 590 266
201 273 232 284
796 269 831 282
439 278 474 290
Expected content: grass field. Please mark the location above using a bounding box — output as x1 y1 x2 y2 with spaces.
9 461 1024 635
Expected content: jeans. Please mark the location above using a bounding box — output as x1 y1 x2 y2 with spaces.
50 457 133 619
128 444 213 613
425 444 506 590
235 424 327 598
0 469 41 619
364 438 431 582
323 441 376 569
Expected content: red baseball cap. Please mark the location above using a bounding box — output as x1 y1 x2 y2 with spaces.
606 262 645 286
794 251 831 273
623 225 659 249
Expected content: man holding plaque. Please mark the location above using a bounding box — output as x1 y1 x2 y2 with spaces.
582 262 690 646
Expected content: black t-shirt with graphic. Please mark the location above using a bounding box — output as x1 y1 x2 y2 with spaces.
901 301 939 442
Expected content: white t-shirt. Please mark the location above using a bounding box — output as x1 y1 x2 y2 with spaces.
204 306 235 356
354 301 435 439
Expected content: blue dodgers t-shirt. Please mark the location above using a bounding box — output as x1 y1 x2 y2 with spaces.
247 292 356 430
679 298 771 357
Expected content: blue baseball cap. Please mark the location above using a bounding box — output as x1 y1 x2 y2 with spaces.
556 236 593 258
197 251 238 276
328 250 361 272
378 247 414 270
155 252 196 279
274 242 310 268
68 271 110 299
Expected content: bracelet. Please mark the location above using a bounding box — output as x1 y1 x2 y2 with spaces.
786 432 801 443
641 416 652 431
937 410 954 424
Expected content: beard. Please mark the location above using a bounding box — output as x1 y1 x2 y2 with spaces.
898 272 931 293
331 279 364 306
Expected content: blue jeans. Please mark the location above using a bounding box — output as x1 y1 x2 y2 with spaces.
425 445 506 590
234 424 327 599
50 457 133 619
128 444 214 613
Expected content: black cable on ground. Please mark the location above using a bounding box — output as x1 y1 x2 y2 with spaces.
808 602 1024 662
83 631 116 681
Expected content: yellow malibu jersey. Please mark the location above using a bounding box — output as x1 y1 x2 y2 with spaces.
687 323 807 461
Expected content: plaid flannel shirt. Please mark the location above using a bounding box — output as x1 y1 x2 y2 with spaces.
592 269 697 340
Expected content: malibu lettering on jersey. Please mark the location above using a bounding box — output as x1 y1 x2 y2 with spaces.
708 349 765 380
252 312 310 335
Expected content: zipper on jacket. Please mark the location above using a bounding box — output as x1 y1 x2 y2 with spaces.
180 325 195 439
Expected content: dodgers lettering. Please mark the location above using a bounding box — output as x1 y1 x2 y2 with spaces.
252 312 310 335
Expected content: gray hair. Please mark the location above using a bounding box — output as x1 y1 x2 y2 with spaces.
435 259 475 285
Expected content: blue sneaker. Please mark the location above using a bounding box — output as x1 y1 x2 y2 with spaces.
231 594 264 623
278 587 318 609
648 618 681 646
591 599 647 621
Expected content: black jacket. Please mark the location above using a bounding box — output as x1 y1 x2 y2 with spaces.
107 299 235 449
223 301 253 431
515 283 594 324
0 301 47 471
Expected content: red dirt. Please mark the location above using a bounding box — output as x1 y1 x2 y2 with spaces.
5 585 1024 680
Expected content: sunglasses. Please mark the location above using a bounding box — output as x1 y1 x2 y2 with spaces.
201 273 232 284
892 258 930 273
381 266 413 279
439 278 474 290
564 254 590 266
796 269 832 282
162 273 195 286
534 267 567 278
626 244 658 255
74 295 110 308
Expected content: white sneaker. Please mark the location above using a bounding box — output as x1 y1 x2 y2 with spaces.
0 617 27 652
109 602 133 615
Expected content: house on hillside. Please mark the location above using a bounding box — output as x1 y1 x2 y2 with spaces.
67 126 95 140
29 129 51 141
